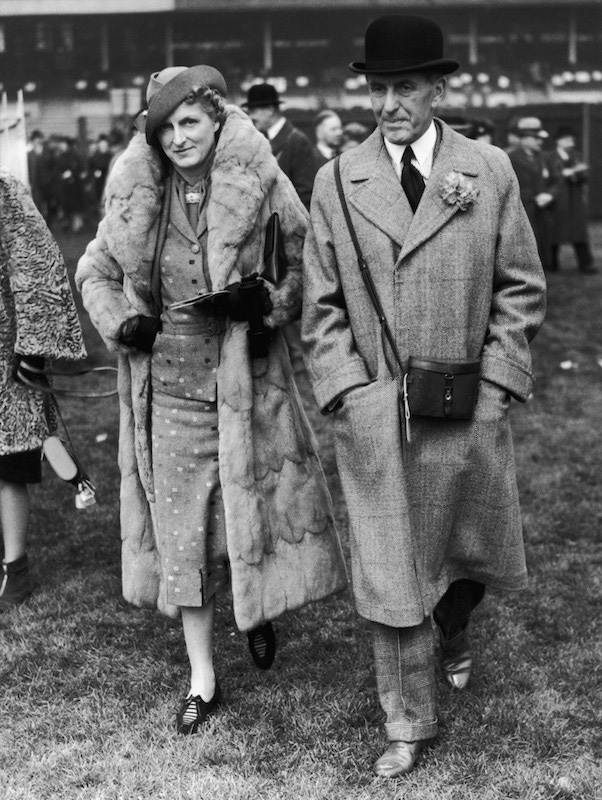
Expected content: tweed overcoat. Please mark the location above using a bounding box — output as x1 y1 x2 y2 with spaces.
0 170 85 456
76 105 347 630
302 121 546 628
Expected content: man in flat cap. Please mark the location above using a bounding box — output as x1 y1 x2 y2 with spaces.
508 117 559 272
302 14 546 778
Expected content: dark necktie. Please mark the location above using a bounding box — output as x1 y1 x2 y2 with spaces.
401 146 424 213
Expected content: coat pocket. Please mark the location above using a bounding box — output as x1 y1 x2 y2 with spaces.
333 378 405 516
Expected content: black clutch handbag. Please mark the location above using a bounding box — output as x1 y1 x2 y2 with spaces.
404 358 481 419
262 212 287 284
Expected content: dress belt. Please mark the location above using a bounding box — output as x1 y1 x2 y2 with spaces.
160 312 227 337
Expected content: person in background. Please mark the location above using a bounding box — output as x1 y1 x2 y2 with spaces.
470 119 494 145
27 130 54 221
243 83 317 210
340 121 371 153
0 170 85 611
243 83 318 382
76 65 347 735
55 136 87 233
508 117 559 272
302 14 546 779
313 109 343 166
88 133 113 213
547 126 597 274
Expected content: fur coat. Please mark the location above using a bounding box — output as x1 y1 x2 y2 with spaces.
0 169 85 455
76 105 347 630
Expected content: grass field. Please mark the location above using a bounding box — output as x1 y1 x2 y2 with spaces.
1 223 601 800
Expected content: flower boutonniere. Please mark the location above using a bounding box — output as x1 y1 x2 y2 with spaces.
440 171 479 211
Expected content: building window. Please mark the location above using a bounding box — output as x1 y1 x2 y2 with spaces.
59 22 74 53
35 22 52 52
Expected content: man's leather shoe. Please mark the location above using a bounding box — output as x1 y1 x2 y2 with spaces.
437 624 472 690
373 740 424 778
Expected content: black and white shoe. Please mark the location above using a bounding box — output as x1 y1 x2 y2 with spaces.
176 680 222 735
247 622 276 670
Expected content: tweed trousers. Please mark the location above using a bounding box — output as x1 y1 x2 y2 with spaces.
371 579 485 741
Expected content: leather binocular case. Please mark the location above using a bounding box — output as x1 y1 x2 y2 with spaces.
404 358 481 419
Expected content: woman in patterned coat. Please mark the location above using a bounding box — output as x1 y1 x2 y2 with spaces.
76 65 347 734
0 169 85 610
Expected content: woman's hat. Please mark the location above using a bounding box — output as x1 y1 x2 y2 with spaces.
145 64 228 144
349 14 459 75
242 83 282 110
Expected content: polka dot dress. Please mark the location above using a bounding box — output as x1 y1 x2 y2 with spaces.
150 210 229 607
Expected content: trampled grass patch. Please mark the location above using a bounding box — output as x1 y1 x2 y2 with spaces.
1 226 601 799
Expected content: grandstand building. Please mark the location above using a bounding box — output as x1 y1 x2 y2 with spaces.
0 0 601 135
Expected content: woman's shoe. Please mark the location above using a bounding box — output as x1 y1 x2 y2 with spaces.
176 680 222 735
0 554 33 612
247 622 276 670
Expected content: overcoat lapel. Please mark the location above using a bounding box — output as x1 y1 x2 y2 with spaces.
346 131 411 248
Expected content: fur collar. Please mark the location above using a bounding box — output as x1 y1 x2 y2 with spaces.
102 105 281 290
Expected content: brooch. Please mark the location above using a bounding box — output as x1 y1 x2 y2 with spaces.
440 171 479 211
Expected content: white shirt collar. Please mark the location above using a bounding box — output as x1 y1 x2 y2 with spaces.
384 121 437 180
267 116 286 141
316 142 334 160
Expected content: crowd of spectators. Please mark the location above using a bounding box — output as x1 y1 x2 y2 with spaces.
27 128 127 231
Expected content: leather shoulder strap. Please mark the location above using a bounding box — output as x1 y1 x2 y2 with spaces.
333 156 405 378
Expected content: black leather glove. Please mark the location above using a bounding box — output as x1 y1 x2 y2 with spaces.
12 354 48 386
121 316 162 353
211 276 273 321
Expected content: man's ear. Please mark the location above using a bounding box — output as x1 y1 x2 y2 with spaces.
431 77 447 109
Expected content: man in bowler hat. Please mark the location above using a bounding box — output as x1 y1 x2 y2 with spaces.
243 83 317 209
302 15 546 777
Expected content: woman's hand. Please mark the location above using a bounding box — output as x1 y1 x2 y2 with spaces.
119 316 161 353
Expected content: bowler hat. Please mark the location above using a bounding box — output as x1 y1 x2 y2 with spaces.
145 64 228 145
349 14 459 75
514 117 548 139
242 83 282 110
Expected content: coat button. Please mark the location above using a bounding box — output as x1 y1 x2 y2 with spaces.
191 243 200 253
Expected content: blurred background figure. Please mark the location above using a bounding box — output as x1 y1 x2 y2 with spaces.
26 130 54 221
470 119 495 145
0 170 85 611
508 117 559 271
548 126 597 274
243 83 316 210
504 116 521 154
340 121 371 153
244 82 317 381
313 109 343 166
55 136 87 233
88 133 113 216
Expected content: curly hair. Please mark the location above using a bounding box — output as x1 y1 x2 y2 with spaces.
183 86 226 125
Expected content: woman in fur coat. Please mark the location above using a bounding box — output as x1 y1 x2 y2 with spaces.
76 65 347 734
0 169 85 610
